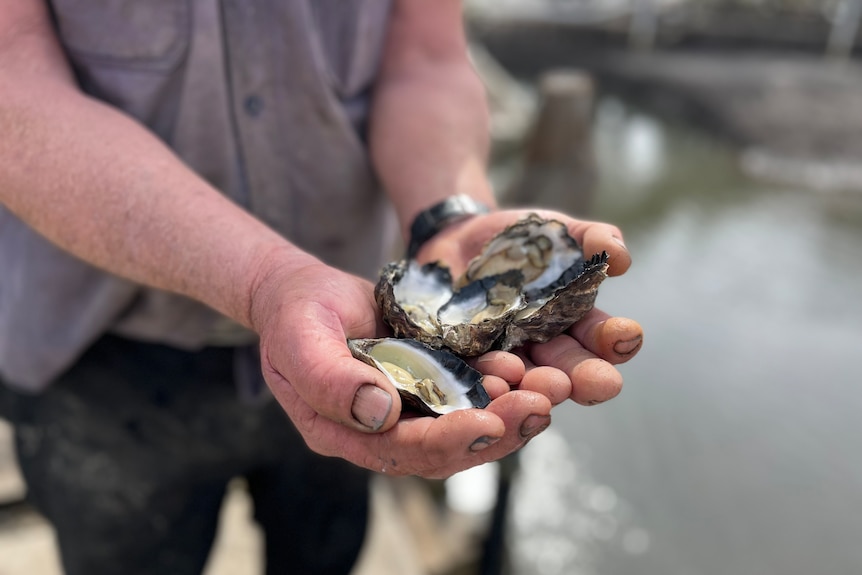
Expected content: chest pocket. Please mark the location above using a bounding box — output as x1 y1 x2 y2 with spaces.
309 0 391 100
50 0 189 69
49 0 192 140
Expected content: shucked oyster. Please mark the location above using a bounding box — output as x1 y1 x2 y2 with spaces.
376 261 525 355
376 214 609 356
348 338 491 417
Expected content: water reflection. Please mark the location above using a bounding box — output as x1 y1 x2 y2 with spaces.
509 429 650 575
510 98 862 575
596 99 666 192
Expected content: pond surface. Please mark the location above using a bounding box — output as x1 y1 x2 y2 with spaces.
506 98 862 575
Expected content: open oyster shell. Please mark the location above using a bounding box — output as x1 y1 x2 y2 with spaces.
375 214 609 356
348 338 491 417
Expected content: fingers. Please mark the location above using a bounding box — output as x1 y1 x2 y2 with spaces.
510 212 633 277
519 366 573 406
381 388 552 477
569 308 644 364
528 335 624 406
419 209 632 281
375 408 508 477
566 218 631 277
481 374 514 400
470 350 525 383
268 366 551 478
268 373 495 475
501 210 633 276
466 390 551 462
468 315 638 407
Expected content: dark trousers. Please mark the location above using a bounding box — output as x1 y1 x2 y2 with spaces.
1 335 369 575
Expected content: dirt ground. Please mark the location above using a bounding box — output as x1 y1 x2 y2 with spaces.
0 419 487 575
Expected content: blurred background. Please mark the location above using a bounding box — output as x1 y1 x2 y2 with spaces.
2 1 862 574
470 1 862 574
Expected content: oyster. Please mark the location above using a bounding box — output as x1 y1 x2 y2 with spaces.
377 261 525 355
348 338 491 417
376 214 609 356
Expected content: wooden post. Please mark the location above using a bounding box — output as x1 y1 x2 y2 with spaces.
503 69 597 217
827 0 861 59
629 0 659 52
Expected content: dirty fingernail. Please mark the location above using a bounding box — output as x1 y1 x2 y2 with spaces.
613 336 643 356
519 414 551 440
352 385 393 431
470 436 501 453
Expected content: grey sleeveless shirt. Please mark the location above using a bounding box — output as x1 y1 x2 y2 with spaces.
0 0 396 391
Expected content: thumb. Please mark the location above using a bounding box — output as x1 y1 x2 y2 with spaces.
263 308 402 433
351 381 399 431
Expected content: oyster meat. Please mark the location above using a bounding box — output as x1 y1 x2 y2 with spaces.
376 214 609 356
348 338 491 417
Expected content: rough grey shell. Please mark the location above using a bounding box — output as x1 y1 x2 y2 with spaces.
375 214 609 356
348 338 491 417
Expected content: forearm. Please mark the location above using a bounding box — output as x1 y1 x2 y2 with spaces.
369 0 497 239
0 16 312 328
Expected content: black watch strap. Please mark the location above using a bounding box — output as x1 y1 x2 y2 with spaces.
407 195 491 259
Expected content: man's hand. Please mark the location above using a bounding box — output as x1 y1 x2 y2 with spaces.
248 256 552 479
367 3 642 408
416 209 644 407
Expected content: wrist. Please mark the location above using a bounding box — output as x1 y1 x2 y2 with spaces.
243 243 322 332
406 194 491 259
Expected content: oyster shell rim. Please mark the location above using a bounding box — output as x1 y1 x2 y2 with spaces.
374 214 610 356
348 337 491 417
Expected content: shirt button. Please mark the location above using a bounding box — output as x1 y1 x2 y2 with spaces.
244 95 264 117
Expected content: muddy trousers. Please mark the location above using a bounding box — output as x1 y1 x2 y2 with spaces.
1 335 369 575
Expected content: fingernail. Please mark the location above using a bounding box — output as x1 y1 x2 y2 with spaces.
469 436 501 453
613 336 643 356
612 235 628 252
519 414 551 440
351 385 393 431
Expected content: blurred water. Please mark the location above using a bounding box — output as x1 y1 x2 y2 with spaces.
509 98 862 575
